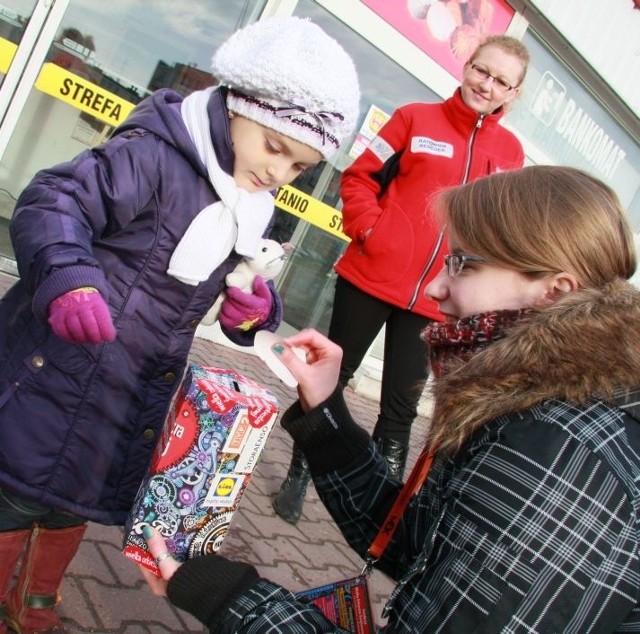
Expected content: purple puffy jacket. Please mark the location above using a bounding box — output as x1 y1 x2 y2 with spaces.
0 87 281 524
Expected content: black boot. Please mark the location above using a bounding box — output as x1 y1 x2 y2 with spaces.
374 437 409 480
272 444 311 525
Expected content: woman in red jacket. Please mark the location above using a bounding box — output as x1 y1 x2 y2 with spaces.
274 35 530 524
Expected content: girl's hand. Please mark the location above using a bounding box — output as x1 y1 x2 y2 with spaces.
274 328 342 411
139 525 182 596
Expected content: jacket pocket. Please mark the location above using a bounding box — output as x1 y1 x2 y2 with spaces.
432 548 534 633
0 350 46 411
0 335 96 412
357 200 413 283
424 512 539 633
42 333 97 374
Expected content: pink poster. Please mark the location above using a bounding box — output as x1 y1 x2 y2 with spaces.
361 0 516 80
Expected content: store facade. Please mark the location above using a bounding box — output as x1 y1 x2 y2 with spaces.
0 0 638 366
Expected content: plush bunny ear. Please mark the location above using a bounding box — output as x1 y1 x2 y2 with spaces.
280 242 295 255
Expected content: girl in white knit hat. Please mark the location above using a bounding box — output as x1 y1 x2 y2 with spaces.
0 16 359 633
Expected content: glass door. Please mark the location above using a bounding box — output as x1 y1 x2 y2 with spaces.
0 0 266 274
0 0 58 272
271 0 441 335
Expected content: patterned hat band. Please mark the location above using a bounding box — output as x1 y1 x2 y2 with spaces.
226 89 344 160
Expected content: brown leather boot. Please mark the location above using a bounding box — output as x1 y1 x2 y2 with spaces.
5 524 86 634
0 529 31 634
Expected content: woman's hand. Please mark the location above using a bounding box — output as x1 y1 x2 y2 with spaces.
138 525 182 596
274 328 342 411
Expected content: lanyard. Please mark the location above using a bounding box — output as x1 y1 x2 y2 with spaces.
362 449 436 573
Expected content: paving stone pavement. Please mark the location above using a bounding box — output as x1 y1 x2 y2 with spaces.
0 273 431 633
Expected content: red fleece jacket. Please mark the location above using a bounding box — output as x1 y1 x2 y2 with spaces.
336 88 524 320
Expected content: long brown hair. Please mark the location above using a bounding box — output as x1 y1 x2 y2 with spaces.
438 165 637 286
427 166 637 453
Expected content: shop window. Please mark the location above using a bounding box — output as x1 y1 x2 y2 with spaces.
276 0 441 333
0 0 266 262
509 31 640 228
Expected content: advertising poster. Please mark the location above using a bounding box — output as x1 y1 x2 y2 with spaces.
361 0 516 80
348 104 391 160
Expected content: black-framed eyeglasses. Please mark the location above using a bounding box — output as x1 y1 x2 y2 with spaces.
469 63 517 92
444 254 487 277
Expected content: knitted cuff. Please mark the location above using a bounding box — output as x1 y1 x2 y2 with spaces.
167 555 259 629
281 387 372 473
32 264 108 323
220 283 282 347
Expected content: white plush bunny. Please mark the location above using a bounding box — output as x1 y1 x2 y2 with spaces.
201 239 291 326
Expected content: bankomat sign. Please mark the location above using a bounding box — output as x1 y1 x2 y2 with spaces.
530 71 626 180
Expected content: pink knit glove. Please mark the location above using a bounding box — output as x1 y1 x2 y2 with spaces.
48 287 116 344
219 276 272 332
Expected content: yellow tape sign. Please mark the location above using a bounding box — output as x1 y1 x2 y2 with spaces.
0 32 345 241
0 37 16 74
275 185 349 242
35 63 135 126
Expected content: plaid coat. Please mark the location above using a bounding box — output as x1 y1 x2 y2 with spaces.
170 281 640 632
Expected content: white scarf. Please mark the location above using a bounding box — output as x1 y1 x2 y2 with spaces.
167 87 274 285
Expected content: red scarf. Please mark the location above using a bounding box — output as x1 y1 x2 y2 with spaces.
422 309 530 379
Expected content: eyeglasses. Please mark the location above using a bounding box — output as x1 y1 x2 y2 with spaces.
469 64 517 92
444 254 487 277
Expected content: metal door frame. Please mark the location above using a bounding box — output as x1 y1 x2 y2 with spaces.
0 0 69 161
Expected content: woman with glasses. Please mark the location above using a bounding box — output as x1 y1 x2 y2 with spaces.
142 165 640 631
273 35 531 525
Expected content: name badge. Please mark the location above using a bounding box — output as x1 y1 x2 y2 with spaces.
411 136 454 158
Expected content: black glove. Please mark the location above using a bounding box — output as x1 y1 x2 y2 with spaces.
167 554 259 630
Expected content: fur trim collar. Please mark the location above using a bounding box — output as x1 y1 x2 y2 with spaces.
429 280 640 452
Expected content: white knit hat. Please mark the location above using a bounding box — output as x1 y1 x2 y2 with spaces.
211 16 360 160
